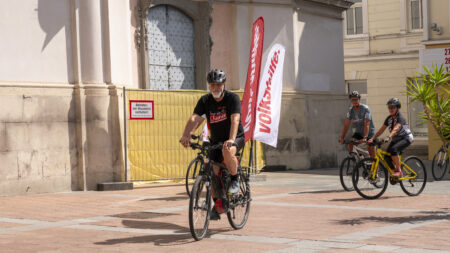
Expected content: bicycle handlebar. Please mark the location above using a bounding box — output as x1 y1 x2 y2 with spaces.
342 140 361 145
367 138 386 146
189 141 221 151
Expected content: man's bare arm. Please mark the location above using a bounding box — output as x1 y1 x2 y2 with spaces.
180 114 204 147
224 113 240 149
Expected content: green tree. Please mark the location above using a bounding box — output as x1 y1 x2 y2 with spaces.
406 64 449 152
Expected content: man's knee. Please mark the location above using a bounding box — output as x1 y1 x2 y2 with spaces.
222 147 236 158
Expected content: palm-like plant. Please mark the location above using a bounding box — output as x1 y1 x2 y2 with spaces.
406 64 449 152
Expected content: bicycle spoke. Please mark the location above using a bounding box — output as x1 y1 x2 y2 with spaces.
340 157 356 191
400 156 427 196
227 172 250 229
432 148 449 181
352 158 388 199
189 178 211 240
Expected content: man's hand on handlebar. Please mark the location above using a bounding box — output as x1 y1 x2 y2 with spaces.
179 135 190 148
223 139 234 150
339 137 344 144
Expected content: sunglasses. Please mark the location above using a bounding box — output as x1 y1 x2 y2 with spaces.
388 106 397 110
350 98 359 102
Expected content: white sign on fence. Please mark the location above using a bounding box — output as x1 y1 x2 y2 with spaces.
130 100 154 120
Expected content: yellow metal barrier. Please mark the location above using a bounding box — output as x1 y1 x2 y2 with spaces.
126 89 265 181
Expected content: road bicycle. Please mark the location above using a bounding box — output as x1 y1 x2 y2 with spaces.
185 135 207 196
188 141 251 241
431 144 449 181
352 139 427 199
339 140 369 191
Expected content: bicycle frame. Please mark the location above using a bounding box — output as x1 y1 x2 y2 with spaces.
369 147 417 181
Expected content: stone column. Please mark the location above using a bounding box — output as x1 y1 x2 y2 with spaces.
72 0 118 190
78 0 104 84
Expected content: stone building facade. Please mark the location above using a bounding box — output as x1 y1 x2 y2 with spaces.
0 0 352 196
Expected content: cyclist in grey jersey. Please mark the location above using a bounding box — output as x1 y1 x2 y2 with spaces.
339 91 376 158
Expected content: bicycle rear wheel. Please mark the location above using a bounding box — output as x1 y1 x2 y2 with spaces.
340 156 357 191
186 158 203 196
431 148 448 181
189 176 211 241
400 156 427 196
227 170 251 229
352 158 388 199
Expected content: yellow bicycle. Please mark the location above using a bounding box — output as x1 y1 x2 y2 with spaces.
352 139 427 199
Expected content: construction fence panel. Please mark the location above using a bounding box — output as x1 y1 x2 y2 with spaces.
125 89 265 181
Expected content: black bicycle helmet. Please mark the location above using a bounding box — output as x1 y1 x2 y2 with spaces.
349 90 361 99
387 98 401 109
207 69 226 84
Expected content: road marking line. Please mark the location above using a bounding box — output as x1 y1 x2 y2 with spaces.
253 201 450 214
209 234 298 244
0 216 116 235
146 206 189 213
66 224 188 235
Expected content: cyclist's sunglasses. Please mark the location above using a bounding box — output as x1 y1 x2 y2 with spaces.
350 98 359 101
388 106 397 110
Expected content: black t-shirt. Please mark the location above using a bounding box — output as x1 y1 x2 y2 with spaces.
383 112 413 141
193 90 245 143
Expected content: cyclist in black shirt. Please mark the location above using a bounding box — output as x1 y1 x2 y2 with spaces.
369 98 414 177
180 69 245 220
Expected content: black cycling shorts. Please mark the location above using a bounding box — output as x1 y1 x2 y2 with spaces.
209 137 245 163
387 138 411 156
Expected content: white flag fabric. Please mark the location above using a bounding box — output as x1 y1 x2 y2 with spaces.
201 114 209 142
253 44 285 147
201 122 209 142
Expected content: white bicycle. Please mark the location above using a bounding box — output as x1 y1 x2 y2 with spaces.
339 140 369 191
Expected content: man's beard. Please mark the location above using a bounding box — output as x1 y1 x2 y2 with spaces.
212 90 223 99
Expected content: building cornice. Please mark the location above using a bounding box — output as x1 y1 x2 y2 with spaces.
422 39 450 45
299 0 353 10
344 53 419 63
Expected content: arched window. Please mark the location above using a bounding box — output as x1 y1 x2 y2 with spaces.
147 5 195 90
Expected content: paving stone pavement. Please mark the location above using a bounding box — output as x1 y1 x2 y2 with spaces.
0 168 449 253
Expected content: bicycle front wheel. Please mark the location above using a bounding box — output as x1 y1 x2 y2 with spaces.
400 156 427 196
186 158 203 196
340 156 357 191
431 148 448 181
189 176 211 241
227 170 251 229
352 158 388 199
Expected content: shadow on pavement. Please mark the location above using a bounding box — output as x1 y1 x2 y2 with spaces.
329 194 409 202
289 189 348 195
95 234 194 246
334 213 450 226
111 212 178 219
94 226 231 246
122 219 187 230
140 196 189 202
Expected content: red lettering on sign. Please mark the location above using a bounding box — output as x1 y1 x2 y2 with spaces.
256 50 281 134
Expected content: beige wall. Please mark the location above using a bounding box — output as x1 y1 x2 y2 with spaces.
368 0 401 36
0 0 129 196
210 3 239 90
344 0 425 143
345 58 419 130
0 0 73 83
428 0 450 40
